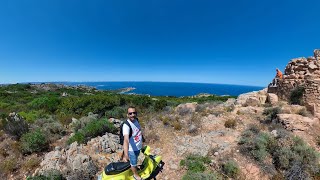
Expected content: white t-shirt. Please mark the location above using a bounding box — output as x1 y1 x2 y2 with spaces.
122 119 142 151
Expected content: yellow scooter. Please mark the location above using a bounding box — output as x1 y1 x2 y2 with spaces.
98 146 164 180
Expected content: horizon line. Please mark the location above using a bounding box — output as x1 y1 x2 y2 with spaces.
1 80 266 88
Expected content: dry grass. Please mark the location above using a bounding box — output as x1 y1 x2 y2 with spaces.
224 118 237 129
22 155 40 171
172 121 182 130
0 157 17 174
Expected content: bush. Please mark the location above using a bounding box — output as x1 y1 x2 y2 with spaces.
224 118 237 129
289 86 305 105
182 172 220 180
172 120 182 130
159 116 170 126
29 96 61 113
263 107 281 123
177 106 192 116
59 95 121 116
239 126 320 178
32 118 66 143
222 160 240 178
67 119 116 145
154 99 167 111
105 107 126 119
129 95 152 108
19 110 49 123
297 108 312 117
27 170 64 180
20 129 48 154
0 157 17 174
180 154 211 173
22 155 40 171
3 114 29 139
195 104 207 114
238 128 273 162
67 132 85 145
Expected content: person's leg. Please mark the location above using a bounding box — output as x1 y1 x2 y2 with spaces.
128 151 142 180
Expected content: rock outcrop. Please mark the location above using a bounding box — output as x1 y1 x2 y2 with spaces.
276 114 315 132
268 49 320 118
235 88 267 107
36 133 122 179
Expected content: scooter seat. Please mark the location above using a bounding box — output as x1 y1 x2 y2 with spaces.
105 161 131 175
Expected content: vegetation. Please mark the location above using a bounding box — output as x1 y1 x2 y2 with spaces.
67 118 117 144
0 83 234 178
20 129 48 154
0 84 234 121
22 155 41 171
263 107 281 123
239 125 320 179
2 114 29 139
221 160 240 178
27 170 64 180
0 157 17 174
180 154 211 173
224 118 237 129
289 86 305 105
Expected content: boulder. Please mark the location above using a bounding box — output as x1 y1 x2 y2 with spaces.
236 89 267 107
266 93 278 105
37 132 121 179
276 114 315 131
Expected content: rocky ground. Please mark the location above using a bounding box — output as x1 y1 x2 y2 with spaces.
22 88 319 180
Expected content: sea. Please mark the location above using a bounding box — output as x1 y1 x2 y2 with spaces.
60 82 264 97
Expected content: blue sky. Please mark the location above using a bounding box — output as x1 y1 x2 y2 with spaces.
0 0 319 86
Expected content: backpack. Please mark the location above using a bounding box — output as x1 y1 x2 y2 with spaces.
119 119 145 145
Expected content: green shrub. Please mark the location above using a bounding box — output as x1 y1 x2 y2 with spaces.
154 99 167 111
20 129 48 154
3 114 29 139
239 128 273 162
273 147 296 170
67 119 116 144
182 172 220 180
263 107 281 123
0 102 10 109
29 96 61 113
67 132 85 145
58 95 121 116
240 126 320 178
224 118 237 129
289 86 305 105
19 110 48 123
132 95 152 108
180 154 211 173
105 106 126 119
33 118 66 143
27 170 64 180
222 160 240 178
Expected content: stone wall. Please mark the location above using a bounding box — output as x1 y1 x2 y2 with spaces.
268 50 320 116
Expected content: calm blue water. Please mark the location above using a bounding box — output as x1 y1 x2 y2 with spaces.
60 82 264 97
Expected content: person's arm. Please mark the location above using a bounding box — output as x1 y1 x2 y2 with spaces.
122 123 130 162
123 134 129 162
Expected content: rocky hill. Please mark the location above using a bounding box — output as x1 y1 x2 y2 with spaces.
2 51 320 179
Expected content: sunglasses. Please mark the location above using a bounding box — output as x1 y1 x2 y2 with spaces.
128 112 137 115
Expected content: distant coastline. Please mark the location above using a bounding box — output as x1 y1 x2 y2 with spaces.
8 81 263 97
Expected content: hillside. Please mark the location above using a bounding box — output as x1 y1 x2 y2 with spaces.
1 50 320 180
